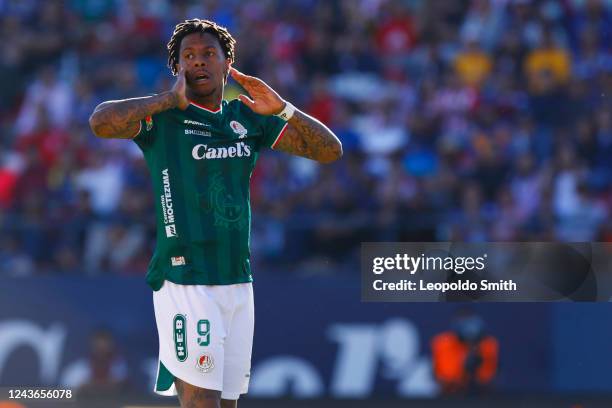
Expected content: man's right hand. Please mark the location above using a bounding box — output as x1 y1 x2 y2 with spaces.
172 68 189 110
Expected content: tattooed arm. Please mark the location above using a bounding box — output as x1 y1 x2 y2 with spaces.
89 68 189 139
275 109 342 164
229 68 342 164
89 92 176 138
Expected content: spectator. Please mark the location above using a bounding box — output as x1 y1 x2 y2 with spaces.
73 329 130 397
431 309 499 395
73 153 124 216
524 28 571 90
459 0 506 51
375 1 418 58
454 37 493 88
14 65 73 135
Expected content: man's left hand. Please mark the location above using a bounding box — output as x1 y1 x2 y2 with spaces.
230 67 286 116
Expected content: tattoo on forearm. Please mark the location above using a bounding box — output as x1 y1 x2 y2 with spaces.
276 110 342 163
90 91 178 138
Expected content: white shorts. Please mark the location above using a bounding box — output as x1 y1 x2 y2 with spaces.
153 281 254 400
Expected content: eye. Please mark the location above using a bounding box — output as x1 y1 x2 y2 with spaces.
206 50 215 57
185 53 194 59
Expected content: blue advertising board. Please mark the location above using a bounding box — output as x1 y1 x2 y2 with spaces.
0 276 606 397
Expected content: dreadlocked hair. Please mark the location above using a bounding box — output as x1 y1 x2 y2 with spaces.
167 18 236 76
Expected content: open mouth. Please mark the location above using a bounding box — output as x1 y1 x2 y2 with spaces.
194 72 210 83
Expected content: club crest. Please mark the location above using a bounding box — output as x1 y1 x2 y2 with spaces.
205 172 248 230
196 353 215 373
230 120 248 139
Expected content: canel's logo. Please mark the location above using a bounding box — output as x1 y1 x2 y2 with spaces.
192 142 251 160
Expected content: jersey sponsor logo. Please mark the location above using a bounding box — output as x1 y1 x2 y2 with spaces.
173 314 188 362
185 129 212 137
165 225 177 237
196 353 214 373
161 169 178 238
171 256 186 266
230 120 248 139
184 119 209 127
191 142 251 160
205 172 248 230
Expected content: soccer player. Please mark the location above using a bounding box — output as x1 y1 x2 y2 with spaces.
88 19 342 408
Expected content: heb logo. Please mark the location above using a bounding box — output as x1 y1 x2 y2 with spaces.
191 142 251 160
173 315 188 362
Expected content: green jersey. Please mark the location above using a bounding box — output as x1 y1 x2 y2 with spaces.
133 99 288 290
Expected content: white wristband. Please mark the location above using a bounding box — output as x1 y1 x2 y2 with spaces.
275 101 296 121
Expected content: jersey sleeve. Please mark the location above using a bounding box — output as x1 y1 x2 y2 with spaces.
259 115 289 149
132 115 157 150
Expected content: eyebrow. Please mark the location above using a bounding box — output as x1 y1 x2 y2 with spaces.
182 46 217 51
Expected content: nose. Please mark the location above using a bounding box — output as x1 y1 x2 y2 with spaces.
193 55 206 67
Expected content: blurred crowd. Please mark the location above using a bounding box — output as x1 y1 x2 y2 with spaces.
0 0 610 276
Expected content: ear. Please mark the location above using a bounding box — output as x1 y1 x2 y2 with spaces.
174 62 180 76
